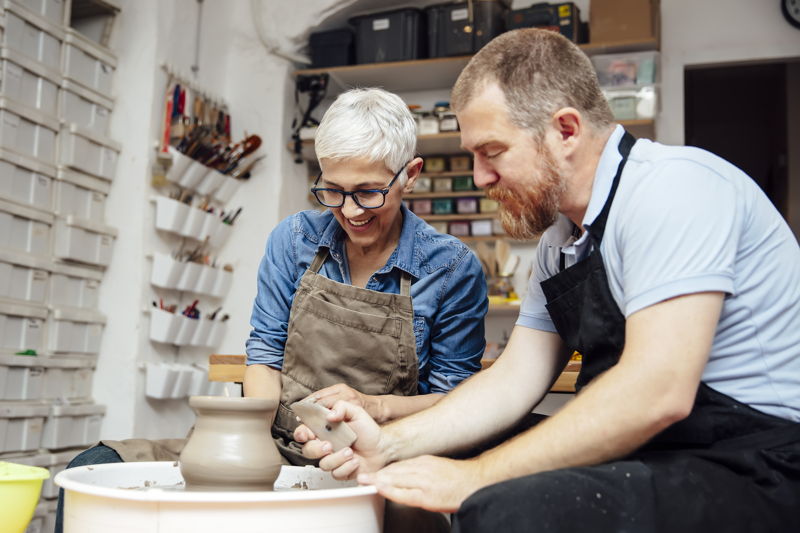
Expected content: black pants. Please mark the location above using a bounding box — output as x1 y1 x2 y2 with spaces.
453 443 800 533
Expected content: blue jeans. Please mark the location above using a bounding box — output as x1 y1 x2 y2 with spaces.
55 445 123 533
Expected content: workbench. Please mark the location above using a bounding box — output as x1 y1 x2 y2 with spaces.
208 355 579 393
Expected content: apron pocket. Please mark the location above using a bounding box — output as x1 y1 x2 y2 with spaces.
299 293 401 337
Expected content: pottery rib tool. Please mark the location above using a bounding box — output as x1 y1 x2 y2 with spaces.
291 399 357 452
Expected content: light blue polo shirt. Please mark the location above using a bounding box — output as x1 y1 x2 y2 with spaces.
519 125 800 422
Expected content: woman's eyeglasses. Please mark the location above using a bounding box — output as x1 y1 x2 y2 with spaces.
311 163 408 209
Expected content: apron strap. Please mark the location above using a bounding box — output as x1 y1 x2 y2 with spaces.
399 271 412 296
586 131 636 245
308 248 329 273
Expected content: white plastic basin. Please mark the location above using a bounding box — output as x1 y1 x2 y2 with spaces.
55 461 384 533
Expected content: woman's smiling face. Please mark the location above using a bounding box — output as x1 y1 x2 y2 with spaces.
318 157 417 252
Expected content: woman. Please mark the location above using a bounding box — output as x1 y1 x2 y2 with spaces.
244 87 488 464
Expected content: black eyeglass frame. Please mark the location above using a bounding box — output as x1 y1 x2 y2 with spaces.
311 162 410 209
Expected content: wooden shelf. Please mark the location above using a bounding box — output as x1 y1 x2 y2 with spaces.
420 213 495 222
407 190 485 199
488 302 522 312
420 171 474 178
458 235 507 243
291 120 654 162
296 55 473 93
294 38 658 93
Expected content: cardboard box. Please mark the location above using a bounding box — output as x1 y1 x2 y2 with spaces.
589 0 659 44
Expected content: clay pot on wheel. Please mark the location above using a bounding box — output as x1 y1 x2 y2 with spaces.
180 396 282 491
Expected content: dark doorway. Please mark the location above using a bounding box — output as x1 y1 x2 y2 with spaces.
685 63 789 215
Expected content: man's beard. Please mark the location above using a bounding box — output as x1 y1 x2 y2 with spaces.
485 148 565 240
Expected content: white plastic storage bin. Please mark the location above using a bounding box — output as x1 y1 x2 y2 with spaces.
148 307 180 344
9 0 66 27
41 356 95 400
0 47 61 116
53 215 116 266
211 175 241 204
0 300 46 352
0 197 53 256
3 1 64 71
0 96 58 163
43 449 80 498
40 401 105 449
0 148 55 211
165 146 211 191
54 166 108 221
49 261 102 309
59 79 112 136
0 353 44 400
57 123 119 180
0 249 50 304
150 251 185 290
0 401 48 452
62 28 115 97
26 498 56 533
603 85 658 121
154 196 190 234
47 307 105 354
144 362 179 399
591 50 659 88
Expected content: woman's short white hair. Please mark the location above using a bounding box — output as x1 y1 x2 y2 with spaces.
315 88 417 185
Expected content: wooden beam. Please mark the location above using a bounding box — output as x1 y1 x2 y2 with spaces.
210 354 579 393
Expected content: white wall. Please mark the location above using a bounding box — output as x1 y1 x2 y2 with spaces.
659 0 800 145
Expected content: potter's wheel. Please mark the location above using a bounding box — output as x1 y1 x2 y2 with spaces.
55 462 384 533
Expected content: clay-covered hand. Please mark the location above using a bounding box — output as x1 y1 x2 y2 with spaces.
306 383 386 422
358 455 485 513
293 400 386 480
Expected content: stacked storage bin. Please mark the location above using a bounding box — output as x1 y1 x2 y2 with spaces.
0 0 118 528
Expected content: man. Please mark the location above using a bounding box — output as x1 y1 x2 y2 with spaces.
297 29 800 532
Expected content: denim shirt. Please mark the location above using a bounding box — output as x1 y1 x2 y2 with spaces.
246 205 488 394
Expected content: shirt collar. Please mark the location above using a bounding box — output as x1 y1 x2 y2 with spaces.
315 204 420 279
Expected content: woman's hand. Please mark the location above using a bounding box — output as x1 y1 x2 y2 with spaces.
307 383 388 423
294 400 388 480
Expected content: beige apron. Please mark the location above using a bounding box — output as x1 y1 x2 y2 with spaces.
273 248 419 465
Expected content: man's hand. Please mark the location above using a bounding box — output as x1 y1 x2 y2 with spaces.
359 456 487 513
305 383 387 422
293 400 388 479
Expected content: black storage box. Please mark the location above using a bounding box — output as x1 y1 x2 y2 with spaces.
506 2 583 43
309 28 355 68
349 8 426 64
426 0 510 58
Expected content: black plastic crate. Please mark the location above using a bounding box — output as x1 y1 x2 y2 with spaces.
426 0 510 58
309 28 355 68
506 2 583 43
349 8 426 64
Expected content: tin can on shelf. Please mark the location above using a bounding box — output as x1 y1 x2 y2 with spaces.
471 219 494 236
424 157 447 173
452 175 474 191
448 221 471 236
432 198 454 214
456 197 478 214
449 156 472 171
433 178 453 192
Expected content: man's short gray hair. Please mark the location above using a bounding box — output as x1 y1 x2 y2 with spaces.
315 88 417 184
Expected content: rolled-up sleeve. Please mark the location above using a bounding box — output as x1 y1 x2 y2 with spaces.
426 250 487 393
246 217 299 369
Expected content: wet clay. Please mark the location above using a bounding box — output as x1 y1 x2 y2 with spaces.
180 396 282 491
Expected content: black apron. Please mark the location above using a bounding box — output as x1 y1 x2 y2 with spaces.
453 131 800 533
